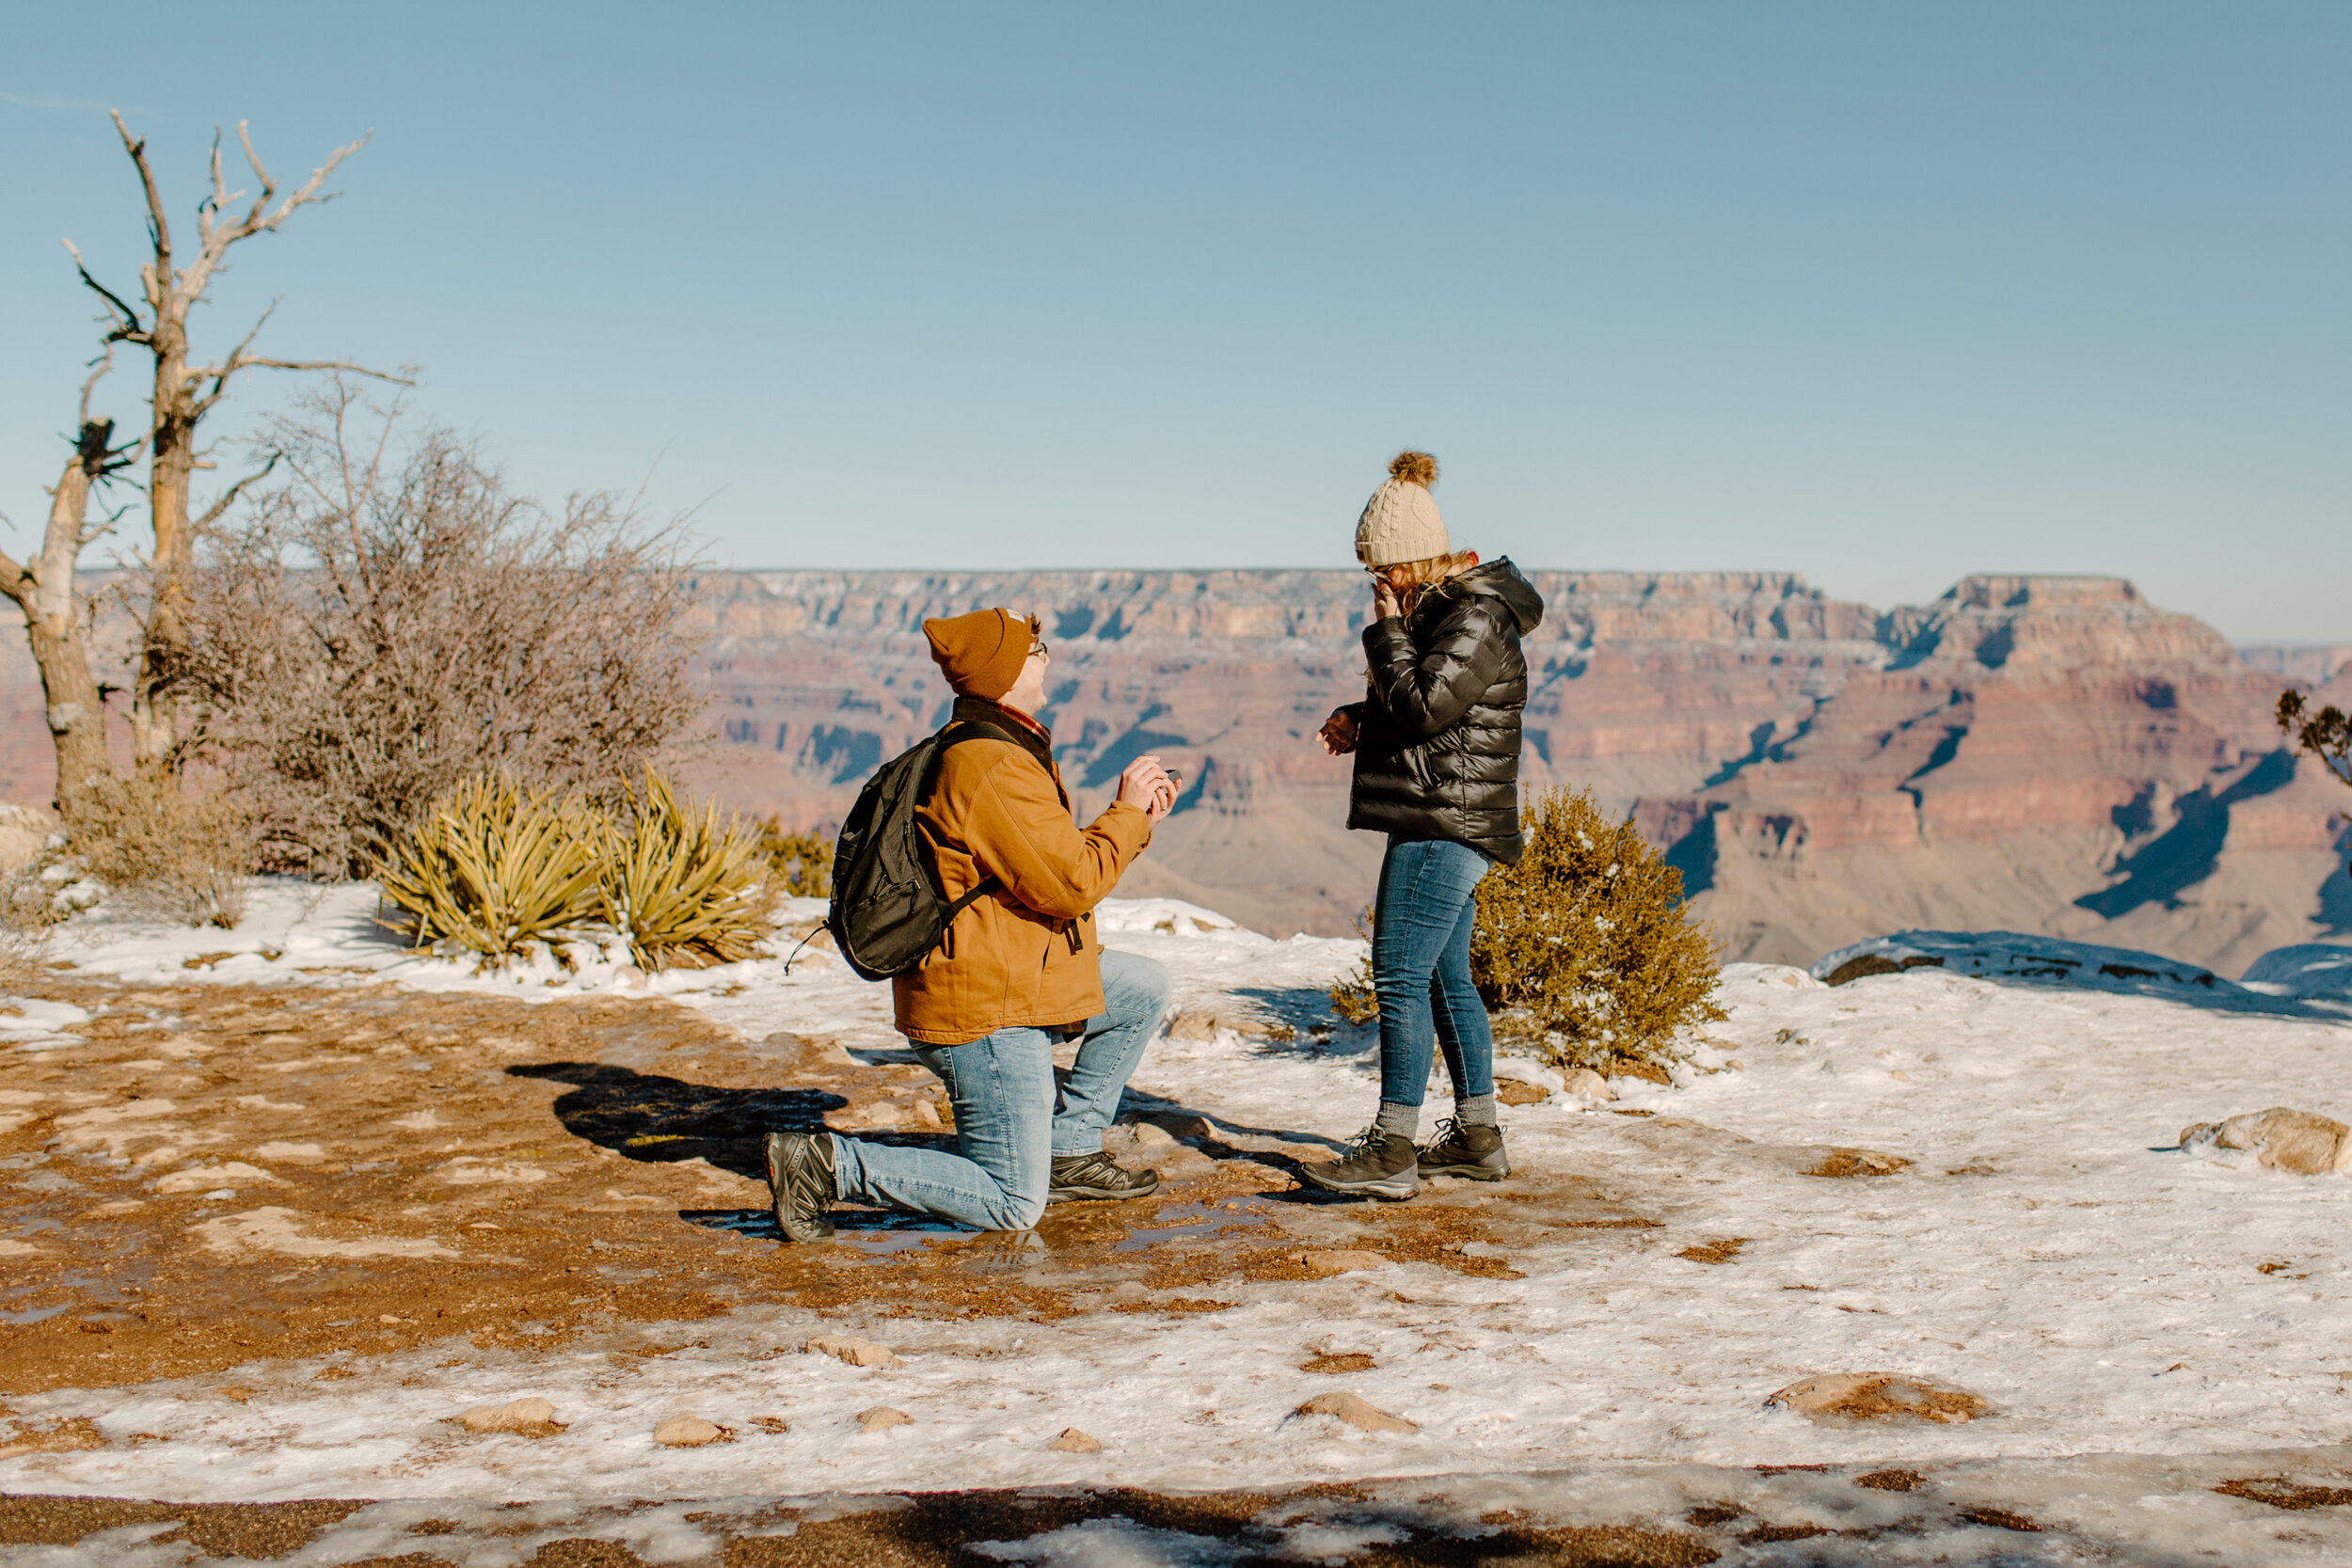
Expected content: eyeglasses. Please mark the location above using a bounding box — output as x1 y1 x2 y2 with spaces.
1030 639 1049 658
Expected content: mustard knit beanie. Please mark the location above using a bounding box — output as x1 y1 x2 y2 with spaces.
1354 451 1448 566
924 609 1036 701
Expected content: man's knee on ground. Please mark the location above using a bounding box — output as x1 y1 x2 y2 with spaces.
986 1189 1047 1231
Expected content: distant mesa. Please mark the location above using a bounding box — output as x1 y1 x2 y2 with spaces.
6 568 2344 974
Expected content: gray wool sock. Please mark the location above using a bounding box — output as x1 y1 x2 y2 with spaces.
1375 1101 1421 1140
1455 1092 1499 1128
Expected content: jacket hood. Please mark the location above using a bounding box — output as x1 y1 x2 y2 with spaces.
1453 557 1545 636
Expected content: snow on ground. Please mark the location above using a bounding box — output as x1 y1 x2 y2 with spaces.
8 886 2352 1546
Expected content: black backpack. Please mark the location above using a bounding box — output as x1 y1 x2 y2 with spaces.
825 720 1015 981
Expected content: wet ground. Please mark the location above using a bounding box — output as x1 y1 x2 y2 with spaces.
0 976 1651 1401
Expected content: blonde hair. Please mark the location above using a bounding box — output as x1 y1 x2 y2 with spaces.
1377 549 1479 618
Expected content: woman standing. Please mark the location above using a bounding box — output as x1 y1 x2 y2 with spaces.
1303 451 1545 1200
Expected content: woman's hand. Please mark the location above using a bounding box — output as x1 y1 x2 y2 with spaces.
1319 708 1359 755
1116 754 1179 821
1370 570 1403 622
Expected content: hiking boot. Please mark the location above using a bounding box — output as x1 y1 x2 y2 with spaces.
1295 1126 1420 1200
1417 1117 1509 1180
1047 1150 1161 1203
764 1131 837 1243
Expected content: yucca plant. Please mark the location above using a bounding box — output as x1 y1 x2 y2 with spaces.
597 770 771 970
373 775 604 962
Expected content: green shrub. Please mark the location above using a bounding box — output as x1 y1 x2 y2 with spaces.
2278 689 2352 788
1469 786 1725 1075
373 775 604 961
755 819 834 897
599 772 770 970
1327 906 1379 1024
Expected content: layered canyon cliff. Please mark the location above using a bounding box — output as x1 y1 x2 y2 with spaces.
6 570 2346 974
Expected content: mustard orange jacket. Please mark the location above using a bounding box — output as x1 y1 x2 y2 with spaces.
890 699 1153 1045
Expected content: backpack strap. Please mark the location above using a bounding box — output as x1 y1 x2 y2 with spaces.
918 720 1022 956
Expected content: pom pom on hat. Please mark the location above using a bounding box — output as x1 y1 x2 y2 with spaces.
1388 451 1437 487
1356 449 1450 566
923 608 1037 701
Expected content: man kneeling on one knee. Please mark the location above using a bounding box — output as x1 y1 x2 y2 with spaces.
767 609 1178 1240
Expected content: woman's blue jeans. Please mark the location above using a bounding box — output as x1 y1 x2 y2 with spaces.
829 949 1169 1231
1374 835 1496 1108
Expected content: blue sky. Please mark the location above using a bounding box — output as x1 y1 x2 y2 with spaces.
4 3 2346 640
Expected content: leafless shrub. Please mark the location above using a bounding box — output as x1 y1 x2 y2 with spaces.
0 851 50 988
181 386 705 877
64 772 254 929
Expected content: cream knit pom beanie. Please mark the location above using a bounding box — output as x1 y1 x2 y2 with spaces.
1354 451 1448 566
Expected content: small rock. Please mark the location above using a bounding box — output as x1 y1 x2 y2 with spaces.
912 1099 943 1129
1562 1069 1614 1101
653 1416 725 1447
456 1397 561 1435
613 964 646 989
805 1335 902 1369
856 1405 912 1432
1047 1427 1103 1452
2179 1107 2351 1175
1821 953 1946 986
1295 1249 1387 1275
1164 1011 1222 1041
1494 1078 1549 1106
1147 1113 1215 1139
1766 1373 1989 1424
1802 1148 1912 1179
1132 1123 1177 1148
1295 1391 1417 1434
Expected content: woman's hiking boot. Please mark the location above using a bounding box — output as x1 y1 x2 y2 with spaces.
1047 1150 1160 1203
1295 1126 1420 1200
1417 1117 1509 1180
764 1131 837 1243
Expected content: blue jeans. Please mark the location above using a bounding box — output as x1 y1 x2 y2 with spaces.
830 949 1170 1230
1374 836 1496 1108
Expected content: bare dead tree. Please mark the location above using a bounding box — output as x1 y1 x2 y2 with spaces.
0 355 139 811
182 385 707 878
62 111 405 771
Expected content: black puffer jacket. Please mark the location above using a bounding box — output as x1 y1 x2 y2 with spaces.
1344 558 1545 863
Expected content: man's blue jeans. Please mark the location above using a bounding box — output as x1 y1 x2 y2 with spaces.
1374 835 1496 1108
830 949 1170 1230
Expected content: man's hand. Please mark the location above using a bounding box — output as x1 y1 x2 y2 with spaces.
1319 708 1359 755
1117 754 1178 822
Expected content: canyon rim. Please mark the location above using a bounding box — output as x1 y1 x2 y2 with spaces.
6 568 2347 972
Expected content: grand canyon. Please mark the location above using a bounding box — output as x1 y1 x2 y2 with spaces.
6 569 2347 973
